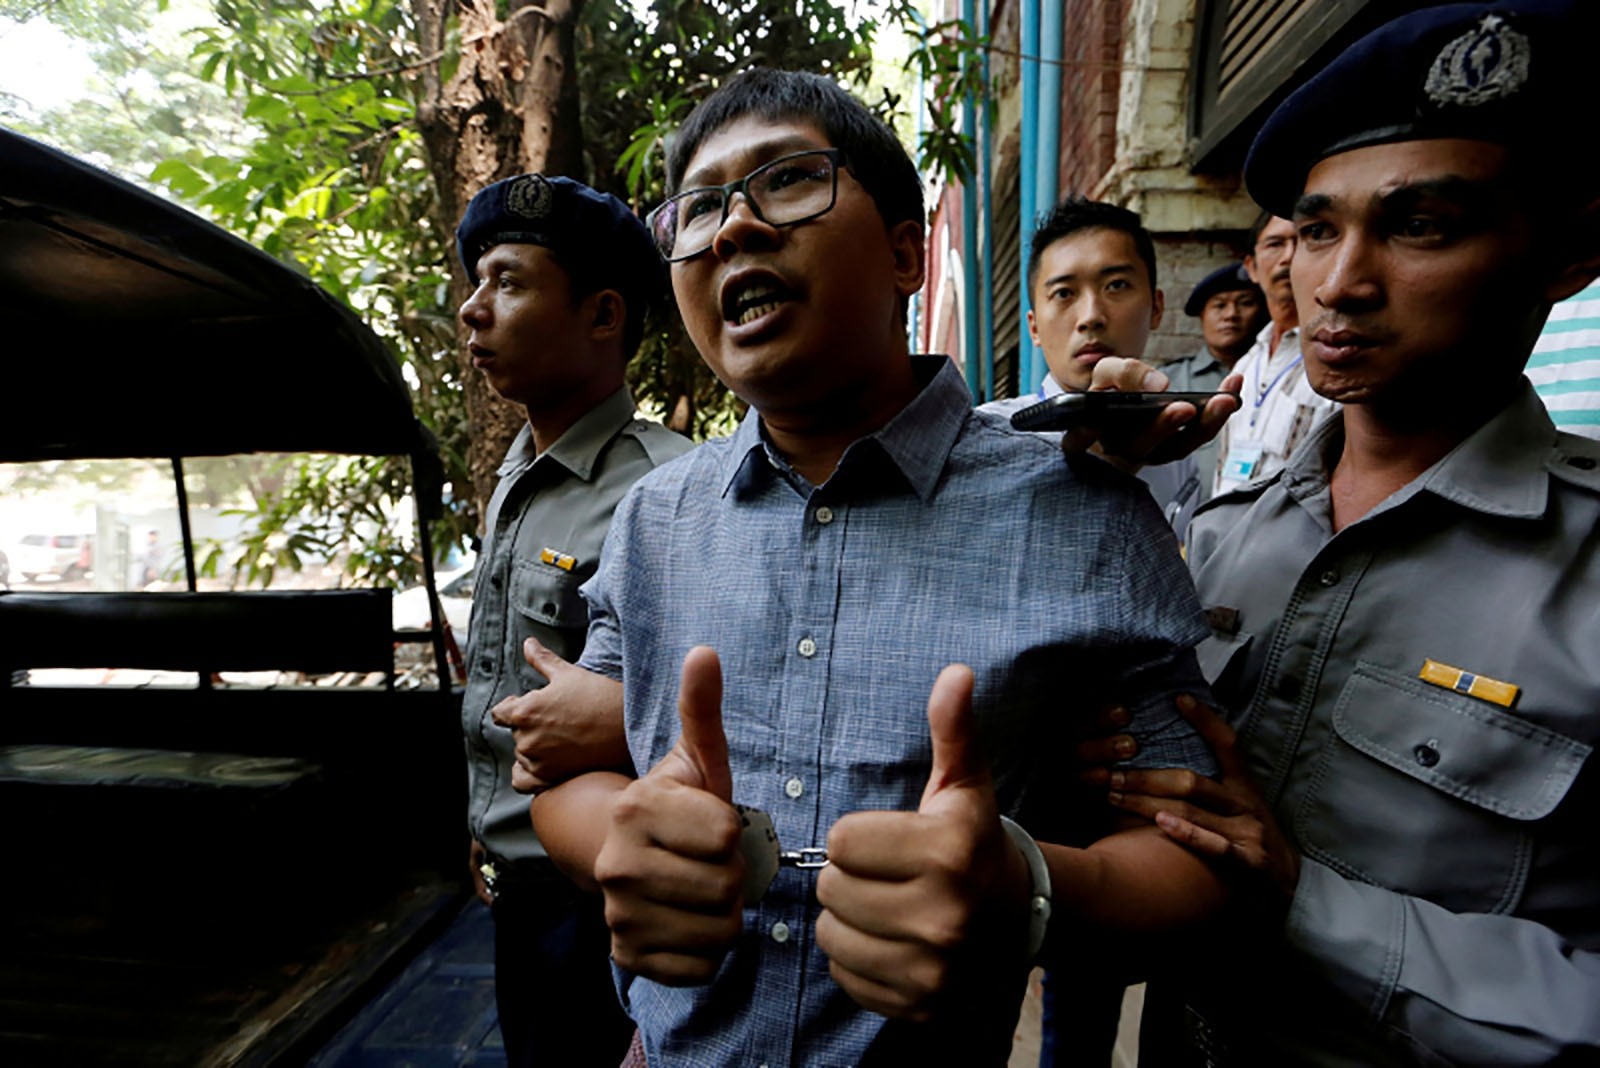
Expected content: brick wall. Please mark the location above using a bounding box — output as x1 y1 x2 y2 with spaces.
1055 0 1126 199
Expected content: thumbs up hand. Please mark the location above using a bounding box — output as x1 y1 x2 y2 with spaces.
815 665 1033 1021
593 646 745 985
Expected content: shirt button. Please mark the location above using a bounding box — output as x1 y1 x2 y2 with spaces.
1318 569 1339 587
1414 743 1440 768
784 776 804 799
770 921 790 943
797 637 817 658
815 506 835 525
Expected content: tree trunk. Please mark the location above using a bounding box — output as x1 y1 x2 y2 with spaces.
410 0 586 534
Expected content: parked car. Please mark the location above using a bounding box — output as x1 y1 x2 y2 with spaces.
392 560 475 648
9 532 92 581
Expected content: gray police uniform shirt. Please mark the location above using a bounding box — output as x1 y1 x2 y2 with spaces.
462 387 692 864
1160 347 1230 510
977 372 1204 540
1179 380 1600 1065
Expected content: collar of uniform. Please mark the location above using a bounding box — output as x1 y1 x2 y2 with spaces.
495 386 639 482
1416 378 1554 519
1244 318 1299 361
1189 351 1226 378
1280 378 1554 519
717 355 969 502
1038 372 1065 399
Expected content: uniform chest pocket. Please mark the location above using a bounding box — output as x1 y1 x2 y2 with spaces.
510 564 590 681
1295 661 1590 914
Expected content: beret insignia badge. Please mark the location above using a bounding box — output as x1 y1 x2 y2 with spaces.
1425 14 1530 108
505 174 553 220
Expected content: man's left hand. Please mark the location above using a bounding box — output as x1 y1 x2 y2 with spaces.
1107 694 1301 900
815 665 1031 1021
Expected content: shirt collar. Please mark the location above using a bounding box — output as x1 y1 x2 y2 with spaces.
496 385 640 482
717 355 971 502
1249 318 1300 356
1418 379 1557 518
1281 378 1557 519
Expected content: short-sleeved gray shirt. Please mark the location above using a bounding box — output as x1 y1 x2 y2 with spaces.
1176 381 1600 1065
461 387 691 862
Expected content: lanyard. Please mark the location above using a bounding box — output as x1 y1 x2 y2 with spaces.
1248 349 1302 430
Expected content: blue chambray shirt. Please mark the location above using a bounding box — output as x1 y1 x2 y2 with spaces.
579 356 1216 1067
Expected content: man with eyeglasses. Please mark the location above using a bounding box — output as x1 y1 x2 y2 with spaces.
527 68 1230 1066
1211 212 1337 495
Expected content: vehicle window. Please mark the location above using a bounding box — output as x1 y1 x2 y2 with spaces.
4 454 435 689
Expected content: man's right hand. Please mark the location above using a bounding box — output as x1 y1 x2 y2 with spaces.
1062 357 1242 468
492 638 628 793
593 646 745 986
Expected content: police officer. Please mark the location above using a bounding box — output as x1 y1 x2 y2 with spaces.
1164 262 1266 508
1103 2 1600 1063
454 174 692 1067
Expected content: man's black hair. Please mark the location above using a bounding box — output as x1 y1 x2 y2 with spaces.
551 250 661 361
1247 210 1277 250
1028 196 1158 295
665 68 924 233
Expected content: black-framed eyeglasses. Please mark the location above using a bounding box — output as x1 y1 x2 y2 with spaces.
646 148 844 262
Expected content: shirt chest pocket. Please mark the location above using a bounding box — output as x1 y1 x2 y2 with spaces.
510 563 589 676
1294 661 1590 914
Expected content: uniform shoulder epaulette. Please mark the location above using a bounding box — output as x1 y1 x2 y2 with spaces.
627 418 696 467
1546 433 1600 493
1198 468 1284 513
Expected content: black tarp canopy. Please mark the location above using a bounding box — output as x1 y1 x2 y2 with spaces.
0 126 430 464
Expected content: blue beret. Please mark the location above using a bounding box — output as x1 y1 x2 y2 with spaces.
455 174 660 302
1184 262 1261 318
1245 1 1594 218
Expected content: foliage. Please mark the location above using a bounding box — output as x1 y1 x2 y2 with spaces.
0 0 252 183
150 0 474 583
881 2 991 185
195 453 419 589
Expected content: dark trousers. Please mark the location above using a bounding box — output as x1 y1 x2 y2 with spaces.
1038 967 1123 1067
491 862 633 1068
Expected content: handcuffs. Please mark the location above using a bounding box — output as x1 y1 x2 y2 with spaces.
736 803 829 903
736 804 1052 964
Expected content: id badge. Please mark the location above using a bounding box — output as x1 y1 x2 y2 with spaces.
1221 440 1265 482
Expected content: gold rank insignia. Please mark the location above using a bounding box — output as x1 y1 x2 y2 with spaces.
539 547 577 572
1419 659 1519 709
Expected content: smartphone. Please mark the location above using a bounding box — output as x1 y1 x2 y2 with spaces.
1009 391 1230 433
